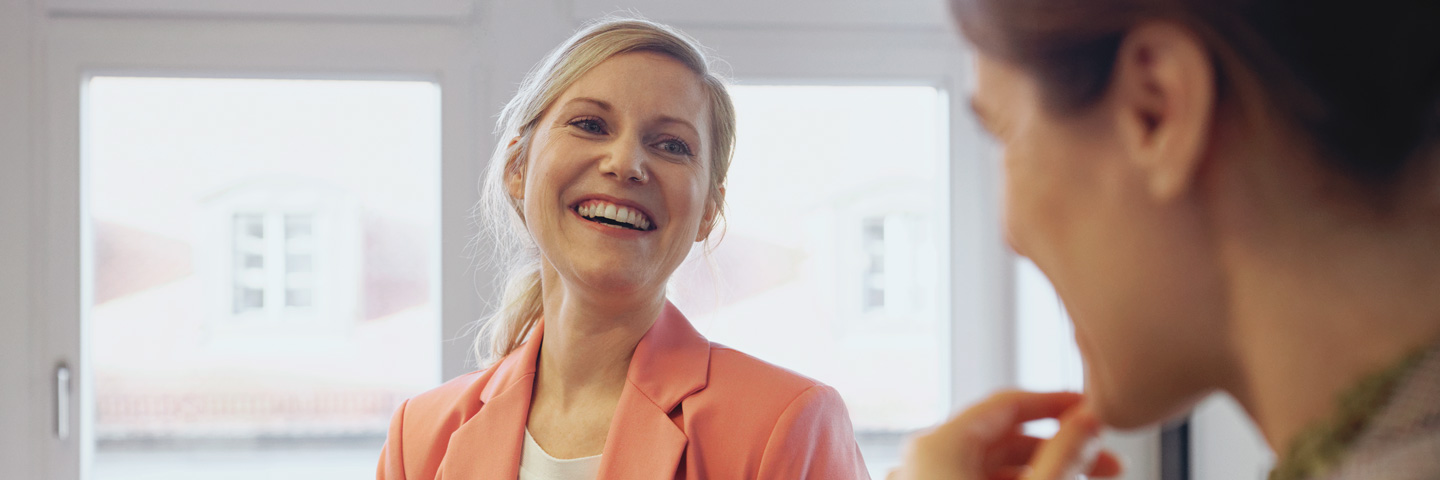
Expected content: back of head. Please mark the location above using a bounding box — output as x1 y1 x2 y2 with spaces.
951 0 1440 196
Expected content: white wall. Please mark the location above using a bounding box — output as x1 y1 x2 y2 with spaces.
0 0 37 475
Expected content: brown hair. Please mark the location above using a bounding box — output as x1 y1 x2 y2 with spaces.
950 0 1440 188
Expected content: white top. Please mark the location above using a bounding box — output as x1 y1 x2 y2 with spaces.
519 429 603 480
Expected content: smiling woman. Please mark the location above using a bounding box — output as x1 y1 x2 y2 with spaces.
375 18 870 480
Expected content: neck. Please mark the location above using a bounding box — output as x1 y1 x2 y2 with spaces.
533 263 665 409
1220 209 1440 455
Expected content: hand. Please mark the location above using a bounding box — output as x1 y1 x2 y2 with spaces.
887 391 1123 480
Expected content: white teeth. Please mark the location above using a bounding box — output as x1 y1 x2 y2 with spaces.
577 200 652 230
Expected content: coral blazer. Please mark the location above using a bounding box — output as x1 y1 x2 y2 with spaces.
376 301 871 480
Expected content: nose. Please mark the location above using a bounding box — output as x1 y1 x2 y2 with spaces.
598 136 649 185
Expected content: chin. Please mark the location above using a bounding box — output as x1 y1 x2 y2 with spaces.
1088 375 1206 431
1093 397 1161 430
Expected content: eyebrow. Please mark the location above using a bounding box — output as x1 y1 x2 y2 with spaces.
654 116 700 139
565 97 613 111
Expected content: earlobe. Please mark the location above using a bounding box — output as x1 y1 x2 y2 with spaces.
506 168 525 201
1112 22 1216 201
695 187 725 242
504 137 527 201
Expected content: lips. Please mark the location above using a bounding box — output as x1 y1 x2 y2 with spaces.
572 198 655 231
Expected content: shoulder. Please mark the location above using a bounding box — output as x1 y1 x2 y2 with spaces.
688 343 852 432
379 368 496 480
705 343 832 400
392 367 495 446
682 344 867 478
406 368 492 415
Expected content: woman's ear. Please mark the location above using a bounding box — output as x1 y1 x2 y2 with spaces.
695 186 725 242
1109 21 1216 201
505 137 526 201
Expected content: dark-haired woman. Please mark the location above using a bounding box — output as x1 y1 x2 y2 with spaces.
891 1 1440 479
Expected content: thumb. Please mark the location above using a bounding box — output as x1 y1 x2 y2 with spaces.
1026 404 1104 479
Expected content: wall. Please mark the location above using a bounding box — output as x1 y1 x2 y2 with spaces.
0 0 37 475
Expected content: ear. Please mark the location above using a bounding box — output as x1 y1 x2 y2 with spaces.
1110 21 1215 201
695 185 725 242
504 137 526 201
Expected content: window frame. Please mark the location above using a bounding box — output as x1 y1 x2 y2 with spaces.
33 15 484 478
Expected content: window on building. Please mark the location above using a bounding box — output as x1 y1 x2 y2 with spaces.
230 211 319 317
862 216 886 312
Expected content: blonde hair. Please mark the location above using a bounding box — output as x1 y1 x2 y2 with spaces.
471 17 737 367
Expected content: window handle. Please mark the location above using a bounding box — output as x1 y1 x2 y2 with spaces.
55 362 71 440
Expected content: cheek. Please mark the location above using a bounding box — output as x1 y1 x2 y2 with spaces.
519 146 578 238
664 170 710 240
1001 127 1079 260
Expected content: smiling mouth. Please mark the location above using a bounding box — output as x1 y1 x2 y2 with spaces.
574 199 654 231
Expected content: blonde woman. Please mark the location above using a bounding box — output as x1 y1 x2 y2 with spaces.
376 18 869 480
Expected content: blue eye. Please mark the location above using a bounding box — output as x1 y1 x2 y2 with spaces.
569 117 606 135
657 139 694 157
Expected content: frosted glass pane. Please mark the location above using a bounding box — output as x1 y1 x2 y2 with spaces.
1014 257 1084 437
86 76 441 479
669 85 949 477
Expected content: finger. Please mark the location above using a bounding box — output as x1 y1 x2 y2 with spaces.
900 391 1089 480
983 433 1123 478
983 435 1042 472
993 465 1028 480
1086 450 1124 478
1026 404 1104 479
985 435 1123 478
933 391 1086 444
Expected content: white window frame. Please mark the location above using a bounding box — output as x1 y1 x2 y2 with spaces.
28 11 488 478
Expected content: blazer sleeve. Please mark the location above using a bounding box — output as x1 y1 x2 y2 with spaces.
756 385 872 480
376 399 409 480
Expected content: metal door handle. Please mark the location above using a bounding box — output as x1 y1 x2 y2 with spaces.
55 363 70 440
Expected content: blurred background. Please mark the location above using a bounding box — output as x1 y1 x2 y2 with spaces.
0 0 1270 479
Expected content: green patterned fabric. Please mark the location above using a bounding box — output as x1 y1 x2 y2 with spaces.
1268 349 1429 480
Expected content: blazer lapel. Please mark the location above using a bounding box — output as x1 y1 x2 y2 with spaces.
596 301 711 480
436 321 545 480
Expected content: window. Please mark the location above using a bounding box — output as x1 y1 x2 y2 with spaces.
231 211 318 315
202 178 362 330
858 214 922 318
670 85 948 477
1014 257 1084 436
86 76 441 479
861 216 887 312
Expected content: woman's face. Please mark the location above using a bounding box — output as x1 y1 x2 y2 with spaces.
510 51 717 304
970 52 1224 428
